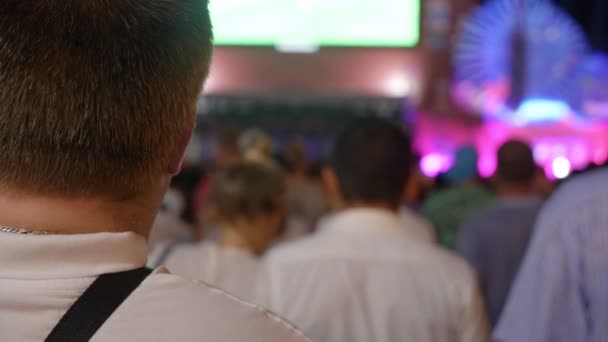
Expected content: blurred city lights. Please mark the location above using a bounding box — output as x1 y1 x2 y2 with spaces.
552 156 572 179
385 75 412 98
420 153 453 178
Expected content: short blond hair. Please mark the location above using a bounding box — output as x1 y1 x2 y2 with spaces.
211 162 286 222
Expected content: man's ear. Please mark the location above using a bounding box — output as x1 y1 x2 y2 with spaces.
403 172 418 204
322 167 343 209
168 127 194 175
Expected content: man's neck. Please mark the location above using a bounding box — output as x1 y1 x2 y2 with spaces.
0 193 160 237
218 225 259 255
343 202 398 213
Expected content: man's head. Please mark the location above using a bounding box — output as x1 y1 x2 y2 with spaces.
326 117 412 210
444 146 479 185
496 140 536 189
239 128 273 164
211 162 286 254
0 0 213 200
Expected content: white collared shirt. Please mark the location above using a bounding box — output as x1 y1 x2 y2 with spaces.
255 208 490 342
0 231 308 342
163 242 259 301
399 206 437 243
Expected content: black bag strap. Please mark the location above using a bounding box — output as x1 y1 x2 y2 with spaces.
45 268 153 342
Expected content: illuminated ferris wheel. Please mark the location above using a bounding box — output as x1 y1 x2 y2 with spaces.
453 0 589 122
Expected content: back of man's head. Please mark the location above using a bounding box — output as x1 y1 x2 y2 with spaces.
330 117 411 209
496 140 535 186
0 0 213 199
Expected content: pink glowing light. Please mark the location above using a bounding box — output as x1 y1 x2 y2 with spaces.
570 144 588 169
420 154 453 178
593 148 608 165
478 157 497 178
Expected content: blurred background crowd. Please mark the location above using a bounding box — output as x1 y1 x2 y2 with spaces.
136 0 608 340
140 0 608 341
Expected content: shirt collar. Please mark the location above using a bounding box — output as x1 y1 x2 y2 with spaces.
319 208 407 237
0 231 147 280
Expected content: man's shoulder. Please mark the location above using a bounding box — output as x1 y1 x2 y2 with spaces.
538 169 608 232
164 241 221 264
388 242 479 298
419 243 477 275
268 232 474 280
265 234 322 262
420 247 483 307
100 269 308 342
400 206 432 228
555 168 608 203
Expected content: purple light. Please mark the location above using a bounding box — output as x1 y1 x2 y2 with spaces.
552 156 572 179
420 154 452 178
533 144 551 162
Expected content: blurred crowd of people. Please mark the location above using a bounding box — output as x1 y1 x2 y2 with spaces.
147 114 607 342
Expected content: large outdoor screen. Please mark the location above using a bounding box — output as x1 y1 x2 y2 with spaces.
210 0 421 48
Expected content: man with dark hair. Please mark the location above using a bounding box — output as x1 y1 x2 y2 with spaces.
458 140 544 327
496 140 537 184
329 118 412 208
0 1 308 341
255 118 490 342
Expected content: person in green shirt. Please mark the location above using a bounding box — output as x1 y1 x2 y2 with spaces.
422 147 494 249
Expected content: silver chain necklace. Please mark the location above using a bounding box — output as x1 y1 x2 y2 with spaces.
0 225 49 235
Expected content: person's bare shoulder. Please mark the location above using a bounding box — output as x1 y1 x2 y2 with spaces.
95 269 309 342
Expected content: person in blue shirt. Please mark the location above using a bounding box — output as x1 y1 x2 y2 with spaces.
458 140 543 326
495 167 608 342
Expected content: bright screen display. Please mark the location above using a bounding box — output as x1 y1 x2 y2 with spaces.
210 0 421 48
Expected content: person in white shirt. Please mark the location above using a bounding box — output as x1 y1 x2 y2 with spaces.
164 161 286 300
283 140 330 234
255 118 490 342
0 1 308 341
399 205 437 243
